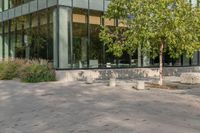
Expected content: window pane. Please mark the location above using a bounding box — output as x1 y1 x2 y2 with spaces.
47 8 54 61
192 51 198 65
3 21 9 58
73 14 86 23
183 55 190 66
118 20 127 27
4 0 9 10
10 19 15 58
10 0 22 8
89 10 103 68
15 16 25 58
0 22 2 60
104 18 115 26
72 8 88 68
130 50 138 67
173 57 182 66
118 52 131 68
30 12 38 58
0 0 3 12
38 10 48 60
199 51 200 65
89 15 100 25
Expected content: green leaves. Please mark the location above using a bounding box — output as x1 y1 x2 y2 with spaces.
100 0 200 59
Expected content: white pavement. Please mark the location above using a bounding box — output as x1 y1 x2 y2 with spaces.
0 80 200 133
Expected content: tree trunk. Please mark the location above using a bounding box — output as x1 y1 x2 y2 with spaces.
159 42 164 86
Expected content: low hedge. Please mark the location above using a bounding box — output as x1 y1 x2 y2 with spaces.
0 61 21 80
20 64 56 83
0 59 56 83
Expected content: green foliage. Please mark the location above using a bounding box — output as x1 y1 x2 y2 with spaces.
0 59 56 83
20 64 56 83
0 61 21 80
100 0 200 59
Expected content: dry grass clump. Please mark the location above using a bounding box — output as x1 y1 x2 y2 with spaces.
146 83 178 90
0 59 56 83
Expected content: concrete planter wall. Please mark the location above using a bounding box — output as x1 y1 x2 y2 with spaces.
56 67 200 82
164 66 200 76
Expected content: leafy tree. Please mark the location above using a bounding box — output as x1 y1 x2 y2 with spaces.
100 0 200 85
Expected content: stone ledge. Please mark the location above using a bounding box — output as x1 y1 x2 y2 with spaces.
180 73 200 84
56 68 159 82
56 67 200 82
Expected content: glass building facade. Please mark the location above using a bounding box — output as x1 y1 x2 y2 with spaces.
0 0 199 69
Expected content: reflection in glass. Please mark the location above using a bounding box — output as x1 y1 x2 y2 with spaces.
10 19 15 58
47 8 53 61
183 55 190 66
73 14 86 23
10 0 22 8
192 51 198 65
3 21 9 58
0 0 2 12
0 22 2 60
72 8 88 68
104 18 115 26
4 0 8 10
38 10 48 59
130 50 138 67
89 10 103 68
30 12 38 59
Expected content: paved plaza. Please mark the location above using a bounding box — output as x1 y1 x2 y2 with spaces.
0 80 200 133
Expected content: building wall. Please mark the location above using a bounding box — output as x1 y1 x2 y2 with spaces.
0 7 55 61
0 0 199 70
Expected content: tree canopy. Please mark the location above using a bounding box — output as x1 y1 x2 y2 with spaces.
100 0 200 85
100 0 200 59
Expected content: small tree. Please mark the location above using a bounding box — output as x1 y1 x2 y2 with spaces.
100 0 200 85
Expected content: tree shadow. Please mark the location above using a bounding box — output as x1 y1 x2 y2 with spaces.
0 80 200 133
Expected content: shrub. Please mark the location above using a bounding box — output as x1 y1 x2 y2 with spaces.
0 61 21 80
0 59 56 83
20 64 56 83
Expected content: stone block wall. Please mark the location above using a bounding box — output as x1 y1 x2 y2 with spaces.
164 66 200 76
56 66 200 81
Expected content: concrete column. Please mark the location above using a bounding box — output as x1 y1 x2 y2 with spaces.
53 6 72 69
